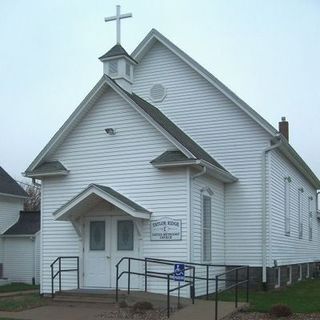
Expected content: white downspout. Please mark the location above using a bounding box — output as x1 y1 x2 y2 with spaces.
189 166 207 262
262 136 282 284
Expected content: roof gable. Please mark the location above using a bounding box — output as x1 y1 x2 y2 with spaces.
132 29 278 137
54 184 151 221
25 75 230 178
0 167 27 198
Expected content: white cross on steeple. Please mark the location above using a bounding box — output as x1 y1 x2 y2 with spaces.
104 5 132 45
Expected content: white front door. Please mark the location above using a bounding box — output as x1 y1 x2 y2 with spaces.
84 217 111 288
83 216 141 289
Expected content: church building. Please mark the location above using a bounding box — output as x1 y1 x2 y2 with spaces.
24 6 320 296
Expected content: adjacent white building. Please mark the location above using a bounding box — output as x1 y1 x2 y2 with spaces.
0 167 40 285
24 27 320 295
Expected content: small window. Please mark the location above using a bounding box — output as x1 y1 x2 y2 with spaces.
298 188 303 239
117 220 134 251
298 264 302 281
125 62 131 77
308 197 313 241
202 195 212 262
90 221 105 251
284 178 291 235
109 60 118 74
275 267 280 288
286 266 292 285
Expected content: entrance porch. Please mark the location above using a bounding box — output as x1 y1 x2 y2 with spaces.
52 184 151 290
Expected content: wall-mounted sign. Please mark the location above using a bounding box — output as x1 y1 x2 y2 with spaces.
150 217 182 241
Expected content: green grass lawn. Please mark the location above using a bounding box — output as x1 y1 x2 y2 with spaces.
0 294 46 312
0 283 39 294
216 279 320 313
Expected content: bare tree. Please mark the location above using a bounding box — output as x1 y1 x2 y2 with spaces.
24 184 41 211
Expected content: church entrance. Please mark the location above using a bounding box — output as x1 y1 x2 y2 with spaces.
83 216 140 289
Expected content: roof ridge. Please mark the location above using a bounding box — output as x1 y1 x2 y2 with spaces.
0 167 28 198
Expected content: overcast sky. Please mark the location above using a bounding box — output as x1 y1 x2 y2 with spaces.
1 0 320 181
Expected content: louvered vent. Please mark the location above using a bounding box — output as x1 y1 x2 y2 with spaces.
150 84 166 102
109 60 118 74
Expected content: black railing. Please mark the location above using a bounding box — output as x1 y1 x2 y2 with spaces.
117 257 249 320
115 257 195 318
50 256 79 297
214 266 250 320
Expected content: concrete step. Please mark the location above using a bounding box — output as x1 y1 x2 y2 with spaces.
53 295 116 304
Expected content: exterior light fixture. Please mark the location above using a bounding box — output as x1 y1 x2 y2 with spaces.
105 128 116 135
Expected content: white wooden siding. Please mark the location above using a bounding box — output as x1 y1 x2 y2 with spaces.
41 89 189 294
0 195 23 234
191 173 225 296
0 195 23 264
132 41 271 266
2 236 40 284
269 150 320 266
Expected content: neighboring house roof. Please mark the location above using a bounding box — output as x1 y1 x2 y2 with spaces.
3 211 40 236
53 183 151 221
99 44 137 64
0 167 28 198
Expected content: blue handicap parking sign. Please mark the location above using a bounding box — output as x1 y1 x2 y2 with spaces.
174 263 185 282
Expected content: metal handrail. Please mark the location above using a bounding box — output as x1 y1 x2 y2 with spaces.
116 257 195 318
214 266 249 320
50 256 80 297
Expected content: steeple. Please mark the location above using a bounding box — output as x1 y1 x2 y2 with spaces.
99 44 137 92
100 5 136 92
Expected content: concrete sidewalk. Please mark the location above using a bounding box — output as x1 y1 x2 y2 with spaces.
0 304 113 320
171 300 247 320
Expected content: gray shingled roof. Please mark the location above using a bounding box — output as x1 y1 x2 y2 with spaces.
151 150 192 165
92 184 151 213
31 161 67 174
0 167 27 198
99 44 137 63
3 211 40 235
120 89 228 172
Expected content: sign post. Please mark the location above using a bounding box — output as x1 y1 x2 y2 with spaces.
174 263 185 309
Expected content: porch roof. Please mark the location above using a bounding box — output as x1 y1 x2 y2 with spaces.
53 184 152 221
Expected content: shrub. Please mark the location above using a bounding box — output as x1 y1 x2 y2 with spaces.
118 300 128 308
270 304 293 318
132 301 154 313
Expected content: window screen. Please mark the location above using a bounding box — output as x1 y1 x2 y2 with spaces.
90 221 105 251
202 195 212 262
284 178 291 235
109 60 118 74
125 62 131 77
308 197 313 240
298 189 303 239
117 220 134 251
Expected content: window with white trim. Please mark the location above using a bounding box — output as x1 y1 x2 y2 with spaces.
298 188 304 239
308 196 313 241
284 177 291 236
202 195 212 262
